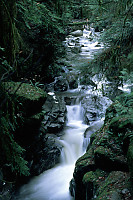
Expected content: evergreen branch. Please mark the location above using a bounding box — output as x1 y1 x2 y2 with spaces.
123 2 133 28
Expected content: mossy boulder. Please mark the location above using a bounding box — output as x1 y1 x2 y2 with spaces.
95 171 131 200
83 169 108 199
108 115 133 135
94 146 128 171
3 82 47 116
83 170 131 200
74 147 95 177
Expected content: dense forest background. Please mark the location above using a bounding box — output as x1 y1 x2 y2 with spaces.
0 0 133 192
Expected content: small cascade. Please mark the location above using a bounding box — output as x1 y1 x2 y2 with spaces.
15 100 88 200
67 104 82 124
60 103 88 164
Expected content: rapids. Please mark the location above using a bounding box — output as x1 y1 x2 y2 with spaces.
15 103 88 200
15 28 112 200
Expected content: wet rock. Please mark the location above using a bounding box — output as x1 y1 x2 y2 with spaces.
0 169 14 200
82 169 108 200
94 25 103 32
54 76 68 91
66 74 78 89
70 30 83 37
71 47 81 54
25 94 66 176
45 82 55 93
94 146 128 171
64 97 76 105
121 188 130 195
30 135 62 175
95 43 101 47
81 95 110 123
15 112 44 147
41 94 67 133
83 170 130 200
82 171 95 199
69 178 76 197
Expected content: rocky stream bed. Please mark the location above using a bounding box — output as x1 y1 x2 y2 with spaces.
0 27 133 200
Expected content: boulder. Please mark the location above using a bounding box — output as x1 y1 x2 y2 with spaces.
70 30 83 37
30 135 62 175
81 95 111 123
15 112 44 147
3 82 47 117
82 170 108 200
94 146 128 171
66 74 78 89
41 94 67 133
54 76 68 91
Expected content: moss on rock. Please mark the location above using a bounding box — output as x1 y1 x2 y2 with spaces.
3 82 47 116
96 171 131 200
3 82 47 100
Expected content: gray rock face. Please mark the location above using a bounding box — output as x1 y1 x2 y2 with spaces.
41 94 67 133
27 94 67 175
54 76 68 92
81 95 111 124
30 135 62 175
70 30 83 37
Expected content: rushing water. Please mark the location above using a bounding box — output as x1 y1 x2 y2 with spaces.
15 28 111 200
15 103 88 200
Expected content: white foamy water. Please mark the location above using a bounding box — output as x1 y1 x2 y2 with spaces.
15 103 88 200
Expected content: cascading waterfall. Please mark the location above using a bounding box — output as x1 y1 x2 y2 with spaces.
15 102 88 200
15 28 112 200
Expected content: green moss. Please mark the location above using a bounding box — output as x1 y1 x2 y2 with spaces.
76 147 94 167
83 169 107 185
94 146 112 156
109 116 133 134
83 171 96 184
96 171 130 199
3 82 47 100
3 82 47 116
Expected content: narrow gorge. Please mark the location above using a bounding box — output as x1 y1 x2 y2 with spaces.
12 27 133 200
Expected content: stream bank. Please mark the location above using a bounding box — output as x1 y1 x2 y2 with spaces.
70 92 133 200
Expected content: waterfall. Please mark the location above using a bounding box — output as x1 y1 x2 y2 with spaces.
59 104 88 164
15 102 88 200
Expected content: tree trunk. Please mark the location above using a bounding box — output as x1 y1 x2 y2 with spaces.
0 0 17 66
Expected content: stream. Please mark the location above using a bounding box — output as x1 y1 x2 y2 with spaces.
15 28 115 200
